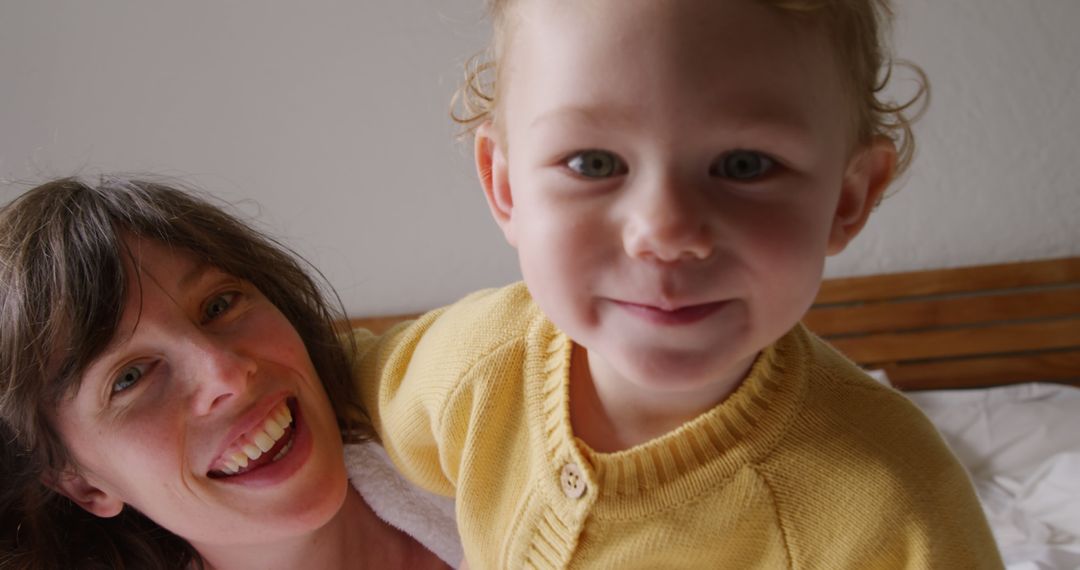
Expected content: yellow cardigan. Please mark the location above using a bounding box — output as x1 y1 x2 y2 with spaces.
351 283 1003 569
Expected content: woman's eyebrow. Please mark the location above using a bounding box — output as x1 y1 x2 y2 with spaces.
86 260 212 363
177 261 218 291
78 263 219 402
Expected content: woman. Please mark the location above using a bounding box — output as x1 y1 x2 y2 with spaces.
0 177 459 569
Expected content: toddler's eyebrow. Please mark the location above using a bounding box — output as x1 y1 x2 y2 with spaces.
530 103 816 161
530 105 638 131
531 103 813 136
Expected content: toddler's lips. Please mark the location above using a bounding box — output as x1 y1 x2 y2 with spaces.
615 300 728 325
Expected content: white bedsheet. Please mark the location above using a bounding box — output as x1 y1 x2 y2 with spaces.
907 383 1080 569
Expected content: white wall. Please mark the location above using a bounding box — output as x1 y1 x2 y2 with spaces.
2 1 1078 316
832 0 1080 277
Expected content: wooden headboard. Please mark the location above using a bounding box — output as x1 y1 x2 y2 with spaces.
348 257 1080 391
804 257 1080 390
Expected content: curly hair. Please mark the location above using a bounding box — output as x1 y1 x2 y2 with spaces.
452 0 929 179
0 177 371 569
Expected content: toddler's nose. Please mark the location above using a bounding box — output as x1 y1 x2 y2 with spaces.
622 182 713 263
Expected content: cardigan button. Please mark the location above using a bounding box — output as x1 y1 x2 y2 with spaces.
560 462 587 499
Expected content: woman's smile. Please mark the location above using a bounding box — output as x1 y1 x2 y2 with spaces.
209 398 296 476
208 397 314 487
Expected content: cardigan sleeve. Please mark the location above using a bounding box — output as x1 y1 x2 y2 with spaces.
348 309 462 498
346 284 539 500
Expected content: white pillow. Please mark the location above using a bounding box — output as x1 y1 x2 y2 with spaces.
905 383 1080 478
906 383 1080 568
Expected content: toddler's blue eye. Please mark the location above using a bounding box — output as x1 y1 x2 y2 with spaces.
567 150 625 178
112 365 145 394
711 151 775 180
204 292 238 321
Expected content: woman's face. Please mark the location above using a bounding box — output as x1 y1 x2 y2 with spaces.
52 236 350 549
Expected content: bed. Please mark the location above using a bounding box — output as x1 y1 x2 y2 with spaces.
805 256 1080 569
350 256 1080 569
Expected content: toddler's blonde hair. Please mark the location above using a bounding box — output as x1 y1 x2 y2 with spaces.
453 0 928 178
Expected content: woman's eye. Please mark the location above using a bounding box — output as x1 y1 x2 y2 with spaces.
112 364 146 394
566 150 625 178
711 151 775 180
203 292 239 322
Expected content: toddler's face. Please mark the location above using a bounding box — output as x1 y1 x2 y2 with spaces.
479 0 890 396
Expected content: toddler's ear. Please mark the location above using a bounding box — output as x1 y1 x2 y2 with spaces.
475 121 517 247
47 467 124 518
827 136 897 255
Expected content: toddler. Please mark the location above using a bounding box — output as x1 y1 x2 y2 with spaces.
352 0 1003 567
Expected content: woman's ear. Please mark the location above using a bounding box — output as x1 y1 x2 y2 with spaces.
827 136 897 255
48 468 124 518
475 121 517 247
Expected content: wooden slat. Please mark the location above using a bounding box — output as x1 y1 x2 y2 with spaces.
346 314 419 335
815 257 1080 304
805 287 1080 337
829 318 1080 364
881 349 1080 390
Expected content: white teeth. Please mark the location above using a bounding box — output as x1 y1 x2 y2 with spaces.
272 435 294 462
242 443 262 460
230 451 249 469
253 431 274 452
215 402 295 475
224 458 240 473
265 417 285 440
274 405 292 427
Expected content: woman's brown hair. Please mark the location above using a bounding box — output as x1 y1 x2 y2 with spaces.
0 176 370 569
